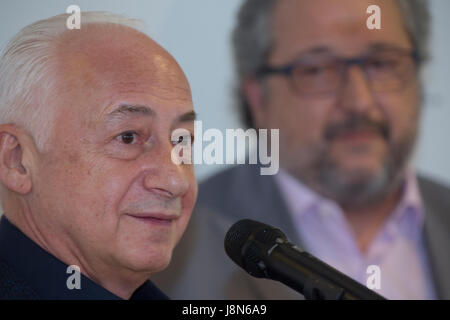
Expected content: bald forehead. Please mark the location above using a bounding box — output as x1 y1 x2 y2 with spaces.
54 24 166 66
51 24 190 94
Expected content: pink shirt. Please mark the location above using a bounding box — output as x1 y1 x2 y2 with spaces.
275 169 437 299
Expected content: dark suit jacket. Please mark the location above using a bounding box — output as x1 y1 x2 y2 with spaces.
0 216 168 300
153 165 450 299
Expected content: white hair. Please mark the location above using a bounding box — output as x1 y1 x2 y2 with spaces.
0 11 145 150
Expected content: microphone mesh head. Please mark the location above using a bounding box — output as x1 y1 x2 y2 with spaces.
224 219 259 268
224 219 287 276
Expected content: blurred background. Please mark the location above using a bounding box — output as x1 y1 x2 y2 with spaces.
0 0 449 184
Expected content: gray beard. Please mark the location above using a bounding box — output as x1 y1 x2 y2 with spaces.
315 150 406 208
288 133 417 209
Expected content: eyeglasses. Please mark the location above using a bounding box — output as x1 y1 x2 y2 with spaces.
257 48 420 96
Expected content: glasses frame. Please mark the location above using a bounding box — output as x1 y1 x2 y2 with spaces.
256 48 420 96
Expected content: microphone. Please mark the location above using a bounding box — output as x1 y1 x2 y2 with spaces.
224 219 386 300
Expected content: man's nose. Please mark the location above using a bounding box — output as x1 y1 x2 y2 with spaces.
143 142 191 199
337 65 376 114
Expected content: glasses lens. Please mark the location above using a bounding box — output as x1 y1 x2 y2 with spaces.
291 58 342 95
364 51 416 92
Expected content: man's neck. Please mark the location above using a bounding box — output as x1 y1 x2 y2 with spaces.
341 187 402 254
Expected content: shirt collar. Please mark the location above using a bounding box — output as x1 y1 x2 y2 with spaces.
0 215 168 300
386 169 425 237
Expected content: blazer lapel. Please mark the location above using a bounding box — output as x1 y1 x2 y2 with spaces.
246 166 303 246
419 178 450 299
242 167 305 299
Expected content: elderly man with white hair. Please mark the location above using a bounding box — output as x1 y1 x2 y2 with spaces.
0 12 198 299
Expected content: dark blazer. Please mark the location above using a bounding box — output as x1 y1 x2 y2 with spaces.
0 216 168 300
153 165 450 299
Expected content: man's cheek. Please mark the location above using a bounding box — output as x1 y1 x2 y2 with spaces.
382 109 411 144
184 183 198 212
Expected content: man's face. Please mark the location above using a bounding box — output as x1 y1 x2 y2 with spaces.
251 0 421 205
29 28 197 277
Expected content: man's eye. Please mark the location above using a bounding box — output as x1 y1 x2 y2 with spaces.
367 58 397 69
303 65 324 75
117 131 138 144
297 62 336 77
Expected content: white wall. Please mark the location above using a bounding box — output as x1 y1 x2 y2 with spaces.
415 0 450 186
0 0 449 185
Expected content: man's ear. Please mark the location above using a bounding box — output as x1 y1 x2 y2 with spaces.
242 77 267 128
0 125 32 195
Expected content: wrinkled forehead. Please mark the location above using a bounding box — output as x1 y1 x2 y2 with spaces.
50 25 191 114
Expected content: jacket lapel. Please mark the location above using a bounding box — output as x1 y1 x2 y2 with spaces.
242 167 305 299
419 177 450 299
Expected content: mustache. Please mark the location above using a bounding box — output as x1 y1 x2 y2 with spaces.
324 115 390 141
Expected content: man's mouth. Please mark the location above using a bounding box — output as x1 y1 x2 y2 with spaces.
126 212 179 226
332 128 384 143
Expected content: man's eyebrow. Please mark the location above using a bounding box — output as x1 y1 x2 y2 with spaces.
367 42 411 52
107 104 155 118
289 46 334 61
290 43 411 62
177 110 197 122
303 46 333 55
300 44 406 56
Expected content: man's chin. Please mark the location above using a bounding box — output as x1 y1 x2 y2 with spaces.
118 245 174 276
318 164 394 207
339 165 384 185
